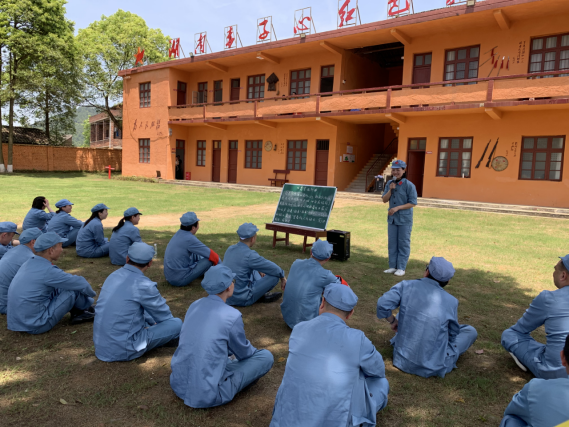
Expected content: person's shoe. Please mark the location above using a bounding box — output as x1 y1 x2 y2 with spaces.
70 309 95 325
509 352 528 372
163 337 179 348
260 292 282 303
383 268 397 274
394 269 406 277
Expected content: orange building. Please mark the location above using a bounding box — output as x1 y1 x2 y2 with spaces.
119 0 569 208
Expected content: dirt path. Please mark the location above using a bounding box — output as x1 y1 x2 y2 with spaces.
105 198 377 228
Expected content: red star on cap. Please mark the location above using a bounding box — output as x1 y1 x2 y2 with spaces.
134 47 145 66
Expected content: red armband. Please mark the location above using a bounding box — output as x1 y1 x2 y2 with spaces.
335 275 349 286
208 250 220 266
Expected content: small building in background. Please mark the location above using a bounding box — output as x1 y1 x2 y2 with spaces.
1 126 50 146
89 108 122 149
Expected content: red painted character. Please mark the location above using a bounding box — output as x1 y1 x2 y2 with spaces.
294 16 311 34
168 38 180 58
195 33 206 54
226 27 235 49
388 0 410 16
258 19 270 40
446 0 455 5
338 0 356 27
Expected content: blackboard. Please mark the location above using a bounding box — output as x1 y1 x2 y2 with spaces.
272 184 337 230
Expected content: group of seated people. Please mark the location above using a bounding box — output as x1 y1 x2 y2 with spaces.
1 196 569 426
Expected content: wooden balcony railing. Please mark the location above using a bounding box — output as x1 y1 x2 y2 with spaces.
168 70 569 122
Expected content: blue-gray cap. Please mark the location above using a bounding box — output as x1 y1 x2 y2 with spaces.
180 212 200 226
127 242 154 264
124 207 142 217
391 159 407 169
19 228 43 244
428 257 455 282
237 223 259 239
201 264 236 295
91 203 110 213
312 239 334 260
0 222 19 235
34 232 68 252
559 255 569 271
323 283 358 311
55 199 74 208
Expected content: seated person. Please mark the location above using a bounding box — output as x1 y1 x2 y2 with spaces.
109 207 142 266
22 196 54 233
93 242 182 362
0 228 42 314
271 283 389 427
500 334 569 427
376 257 478 378
76 204 110 258
170 265 274 408
0 221 20 260
223 223 286 306
502 255 569 379
7 232 96 334
164 212 220 287
280 240 342 329
47 199 83 247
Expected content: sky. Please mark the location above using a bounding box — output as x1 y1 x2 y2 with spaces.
66 0 456 55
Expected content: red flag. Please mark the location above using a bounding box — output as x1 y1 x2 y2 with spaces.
500 57 505 69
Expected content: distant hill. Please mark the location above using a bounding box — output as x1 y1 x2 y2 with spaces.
73 106 97 146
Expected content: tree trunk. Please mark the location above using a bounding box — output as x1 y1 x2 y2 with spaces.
45 92 50 140
8 95 14 173
105 96 122 132
0 59 5 173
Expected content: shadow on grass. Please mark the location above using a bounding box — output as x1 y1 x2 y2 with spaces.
0 228 543 427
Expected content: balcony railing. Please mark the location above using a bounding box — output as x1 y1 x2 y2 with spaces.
168 70 569 122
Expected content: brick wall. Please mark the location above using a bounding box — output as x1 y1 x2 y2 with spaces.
1 145 122 172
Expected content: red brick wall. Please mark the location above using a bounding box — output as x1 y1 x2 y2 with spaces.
1 145 122 172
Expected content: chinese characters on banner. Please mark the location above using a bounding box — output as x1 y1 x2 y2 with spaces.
168 38 180 58
294 8 314 36
387 0 413 17
338 0 359 28
194 32 207 55
257 17 275 43
224 25 238 49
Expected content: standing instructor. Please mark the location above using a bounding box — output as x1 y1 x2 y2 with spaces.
382 160 417 277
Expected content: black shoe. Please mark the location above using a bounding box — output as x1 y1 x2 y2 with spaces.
70 309 96 325
163 337 179 348
260 292 282 303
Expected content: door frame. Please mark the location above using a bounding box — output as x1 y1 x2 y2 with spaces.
212 140 222 182
314 139 330 186
406 138 427 197
228 140 238 183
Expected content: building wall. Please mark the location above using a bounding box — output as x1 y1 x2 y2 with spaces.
398 109 569 207
1 145 122 172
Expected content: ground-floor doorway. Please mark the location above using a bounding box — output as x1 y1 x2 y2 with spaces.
228 140 238 183
315 140 330 186
212 141 221 182
175 139 185 180
407 138 426 197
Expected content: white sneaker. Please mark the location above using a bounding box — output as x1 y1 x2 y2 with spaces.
383 268 397 274
394 269 406 277
509 352 528 372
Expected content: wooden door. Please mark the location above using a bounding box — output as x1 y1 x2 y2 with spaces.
407 138 427 197
314 140 329 186
175 140 185 180
320 65 335 93
413 53 432 85
177 81 187 105
230 79 240 101
212 141 221 182
197 82 207 104
228 140 238 183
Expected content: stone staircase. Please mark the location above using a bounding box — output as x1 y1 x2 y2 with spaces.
343 153 397 193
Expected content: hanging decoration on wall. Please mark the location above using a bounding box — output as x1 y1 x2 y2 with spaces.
267 73 279 91
294 7 316 36
224 25 243 50
486 138 500 168
337 0 361 28
387 0 414 18
492 156 508 171
475 140 491 168
194 32 211 55
257 16 277 43
134 47 145 66
168 38 181 58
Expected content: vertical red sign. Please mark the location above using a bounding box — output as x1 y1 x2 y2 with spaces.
168 38 180 58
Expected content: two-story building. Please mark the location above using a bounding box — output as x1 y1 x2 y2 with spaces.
118 0 569 208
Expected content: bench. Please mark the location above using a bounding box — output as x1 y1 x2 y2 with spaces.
265 223 328 253
268 169 290 187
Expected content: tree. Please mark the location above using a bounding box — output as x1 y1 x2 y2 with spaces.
76 10 170 133
81 118 90 147
1 0 73 172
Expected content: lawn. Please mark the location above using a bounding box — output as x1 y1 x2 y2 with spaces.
0 172 567 427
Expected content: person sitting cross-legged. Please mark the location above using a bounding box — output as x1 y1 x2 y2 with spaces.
163 212 220 287
7 232 96 334
376 256 478 378
500 334 569 427
502 254 569 379
47 199 83 247
170 264 274 408
93 242 182 362
0 221 20 260
280 239 344 329
271 283 389 427
76 203 111 258
0 228 42 314
223 223 286 306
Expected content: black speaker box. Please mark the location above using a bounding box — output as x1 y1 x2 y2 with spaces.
327 230 350 261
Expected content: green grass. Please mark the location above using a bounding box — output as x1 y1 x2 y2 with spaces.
1 172 568 426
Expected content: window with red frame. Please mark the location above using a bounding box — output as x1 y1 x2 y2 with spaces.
529 33 569 78
444 46 480 85
247 75 265 99
139 83 151 108
437 137 473 177
245 140 262 169
139 139 150 163
519 136 565 181
287 140 308 171
290 69 311 96
197 141 206 166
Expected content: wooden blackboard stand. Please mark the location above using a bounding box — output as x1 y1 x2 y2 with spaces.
265 223 327 253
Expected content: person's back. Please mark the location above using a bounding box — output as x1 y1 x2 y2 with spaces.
23 198 55 233
109 208 142 266
77 218 104 256
0 243 36 314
